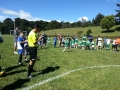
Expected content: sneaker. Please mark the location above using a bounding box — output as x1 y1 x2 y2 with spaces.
24 58 29 61
18 62 23 65
14 52 18 54
27 75 34 79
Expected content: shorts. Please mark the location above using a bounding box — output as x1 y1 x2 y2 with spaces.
18 49 24 54
112 45 116 48
98 42 102 47
92 45 95 48
75 42 77 45
29 47 37 60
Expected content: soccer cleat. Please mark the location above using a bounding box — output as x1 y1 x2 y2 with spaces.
24 58 29 61
27 75 34 79
18 62 23 65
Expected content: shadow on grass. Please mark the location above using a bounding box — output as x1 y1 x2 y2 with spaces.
1 79 30 90
5 65 26 72
7 69 27 76
115 27 120 31
101 30 115 33
33 66 60 77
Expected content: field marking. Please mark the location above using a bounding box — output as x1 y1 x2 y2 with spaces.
22 65 120 90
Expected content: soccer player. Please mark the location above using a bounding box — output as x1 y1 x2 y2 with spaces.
112 38 116 51
63 38 70 52
74 37 78 48
103 37 107 50
78 39 82 49
86 39 90 50
106 37 111 50
71 38 75 48
96 35 103 50
27 24 40 78
17 32 27 65
81 38 86 50
91 40 95 50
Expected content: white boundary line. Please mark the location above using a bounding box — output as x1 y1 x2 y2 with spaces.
22 65 120 90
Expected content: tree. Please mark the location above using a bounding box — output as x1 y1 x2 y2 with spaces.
100 15 115 31
3 18 14 34
115 4 120 24
93 13 104 26
86 29 92 36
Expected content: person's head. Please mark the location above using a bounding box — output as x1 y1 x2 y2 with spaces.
19 31 24 37
15 27 19 31
32 24 40 33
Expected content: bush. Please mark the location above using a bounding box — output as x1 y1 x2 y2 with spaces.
86 29 92 36
77 31 83 37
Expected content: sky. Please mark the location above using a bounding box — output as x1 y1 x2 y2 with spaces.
0 0 120 23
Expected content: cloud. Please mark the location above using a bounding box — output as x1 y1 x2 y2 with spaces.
106 0 117 3
0 7 55 22
78 16 89 22
0 15 7 21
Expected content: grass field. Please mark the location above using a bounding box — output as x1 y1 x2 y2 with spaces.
40 25 120 37
0 33 120 90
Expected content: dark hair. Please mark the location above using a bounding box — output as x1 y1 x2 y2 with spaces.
16 26 19 29
33 24 40 29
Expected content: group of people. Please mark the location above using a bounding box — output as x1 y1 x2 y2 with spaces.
53 34 120 52
0 26 120 77
0 25 41 78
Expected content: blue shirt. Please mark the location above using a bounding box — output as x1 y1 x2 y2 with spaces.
17 36 25 49
103 38 107 44
53 37 57 42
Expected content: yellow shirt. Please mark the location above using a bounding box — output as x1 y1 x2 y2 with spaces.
28 30 37 47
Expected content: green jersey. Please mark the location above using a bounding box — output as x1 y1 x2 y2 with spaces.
47 37 50 42
75 38 78 43
81 40 86 46
65 40 69 47
91 41 95 45
71 40 75 45
78 40 82 46
86 40 90 46
82 36 87 40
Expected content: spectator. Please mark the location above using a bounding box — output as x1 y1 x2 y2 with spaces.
14 27 19 54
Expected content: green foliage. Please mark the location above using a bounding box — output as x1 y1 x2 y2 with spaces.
77 31 83 37
93 13 105 26
100 15 115 30
86 28 92 36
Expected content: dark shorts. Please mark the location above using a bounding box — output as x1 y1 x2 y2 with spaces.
29 47 37 60
112 45 116 48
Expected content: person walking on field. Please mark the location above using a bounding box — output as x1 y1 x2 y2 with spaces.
14 27 19 54
27 24 40 78
17 32 27 65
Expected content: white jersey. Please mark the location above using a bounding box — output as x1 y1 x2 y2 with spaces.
106 39 111 44
112 40 116 45
97 37 102 43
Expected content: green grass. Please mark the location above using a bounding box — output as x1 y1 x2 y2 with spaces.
40 25 120 37
0 35 120 90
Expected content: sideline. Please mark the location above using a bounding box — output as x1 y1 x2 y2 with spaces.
22 65 120 90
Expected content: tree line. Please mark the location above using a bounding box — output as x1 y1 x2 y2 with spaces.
0 4 120 34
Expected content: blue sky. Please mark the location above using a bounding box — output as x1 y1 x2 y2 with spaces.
0 0 119 22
